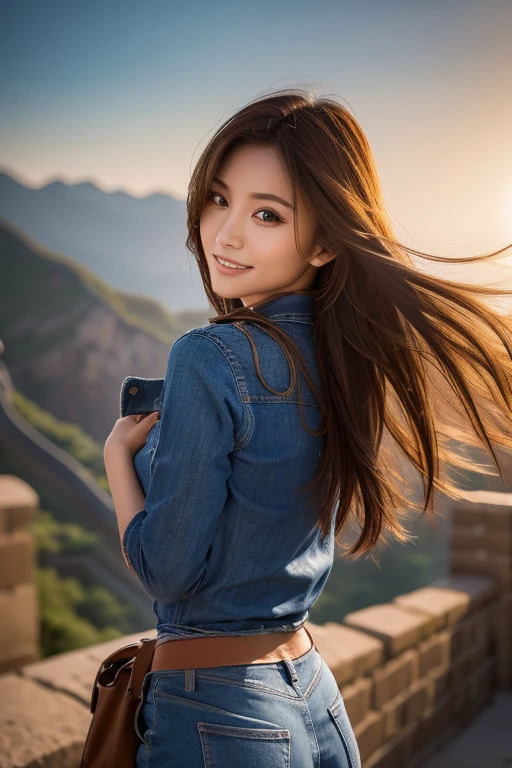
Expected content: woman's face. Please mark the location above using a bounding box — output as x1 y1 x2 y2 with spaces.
199 141 335 307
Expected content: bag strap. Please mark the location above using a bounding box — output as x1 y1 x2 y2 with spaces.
126 637 157 701
89 638 156 713
100 640 141 667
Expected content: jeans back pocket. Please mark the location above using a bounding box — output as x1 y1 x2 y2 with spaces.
197 721 291 768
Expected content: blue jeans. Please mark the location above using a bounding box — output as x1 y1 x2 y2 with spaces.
135 640 361 767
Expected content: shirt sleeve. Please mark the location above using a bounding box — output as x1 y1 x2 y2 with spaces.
122 330 246 603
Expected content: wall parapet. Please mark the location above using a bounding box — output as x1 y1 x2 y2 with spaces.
0 475 40 674
321 572 501 767
0 486 510 768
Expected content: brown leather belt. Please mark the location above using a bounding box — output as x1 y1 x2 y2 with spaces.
150 625 316 671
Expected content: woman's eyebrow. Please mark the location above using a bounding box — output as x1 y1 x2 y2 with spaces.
212 176 295 211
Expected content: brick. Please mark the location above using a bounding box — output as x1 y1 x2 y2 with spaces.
381 692 404 741
448 614 478 658
372 649 419 709
364 722 417 768
429 573 498 610
339 677 372 727
466 611 491 652
495 622 512 690
0 475 39 533
0 584 39 651
410 691 454 756
428 664 451 703
451 525 512 556
450 641 489 692
0 530 36 589
402 678 434 725
495 647 512 690
469 642 488 675
474 604 496 648
488 590 512 690
353 710 385 764
343 604 433 657
308 621 384 686
451 492 512 530
452 685 467 715
394 587 471 631
453 658 495 729
490 590 512 633
450 549 512 588
417 631 451 677
379 676 434 743
450 654 471 693
466 657 494 707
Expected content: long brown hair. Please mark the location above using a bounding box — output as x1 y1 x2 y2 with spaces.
185 87 512 557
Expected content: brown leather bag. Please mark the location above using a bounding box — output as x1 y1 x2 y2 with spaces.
79 637 157 768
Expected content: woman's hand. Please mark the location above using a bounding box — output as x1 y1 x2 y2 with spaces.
104 412 159 555
104 411 160 460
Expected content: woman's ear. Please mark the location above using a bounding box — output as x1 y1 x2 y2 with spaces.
308 245 337 269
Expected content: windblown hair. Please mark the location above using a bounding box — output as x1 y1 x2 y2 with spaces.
185 87 512 557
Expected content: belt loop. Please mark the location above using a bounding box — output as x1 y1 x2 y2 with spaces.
283 659 300 690
184 669 196 692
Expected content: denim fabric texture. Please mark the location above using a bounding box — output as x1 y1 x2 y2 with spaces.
134 640 361 768
120 292 337 645
121 291 361 766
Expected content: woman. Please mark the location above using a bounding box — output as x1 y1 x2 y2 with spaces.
104 88 512 767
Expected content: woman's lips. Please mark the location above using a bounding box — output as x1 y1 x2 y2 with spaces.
214 254 253 275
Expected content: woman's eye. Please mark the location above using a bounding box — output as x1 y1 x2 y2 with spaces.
208 191 227 206
255 209 282 223
206 191 282 223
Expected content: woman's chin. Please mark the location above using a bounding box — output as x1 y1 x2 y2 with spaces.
211 285 240 301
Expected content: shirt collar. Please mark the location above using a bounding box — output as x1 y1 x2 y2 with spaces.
246 290 316 319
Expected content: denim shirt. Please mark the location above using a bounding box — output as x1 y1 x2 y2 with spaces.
119 292 336 645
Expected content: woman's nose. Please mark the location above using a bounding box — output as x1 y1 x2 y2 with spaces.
215 215 244 249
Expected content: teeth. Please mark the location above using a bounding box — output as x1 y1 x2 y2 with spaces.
217 256 250 269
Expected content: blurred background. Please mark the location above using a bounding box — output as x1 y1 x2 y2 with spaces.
1 0 511 663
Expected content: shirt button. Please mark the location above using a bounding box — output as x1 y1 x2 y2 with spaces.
129 386 139 395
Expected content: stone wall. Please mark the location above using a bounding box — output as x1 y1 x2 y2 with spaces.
325 574 499 767
0 475 40 674
0 485 510 768
315 490 511 767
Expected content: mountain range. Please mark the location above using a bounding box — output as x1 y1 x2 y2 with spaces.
0 217 211 442
0 170 208 312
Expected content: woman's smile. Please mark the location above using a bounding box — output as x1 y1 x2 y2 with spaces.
214 254 254 275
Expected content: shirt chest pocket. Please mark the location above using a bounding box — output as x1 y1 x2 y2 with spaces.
119 375 164 418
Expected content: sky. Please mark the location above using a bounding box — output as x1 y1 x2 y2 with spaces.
2 0 512 278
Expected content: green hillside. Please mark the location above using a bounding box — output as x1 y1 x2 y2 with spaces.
11 387 109 492
0 218 192 368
